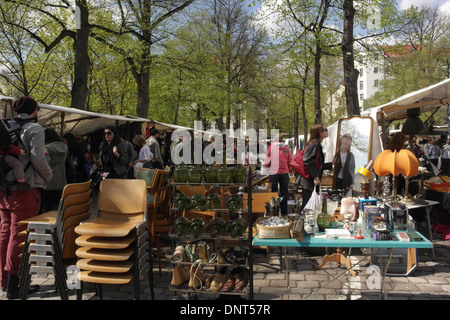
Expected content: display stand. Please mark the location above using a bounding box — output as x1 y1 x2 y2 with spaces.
168 166 254 299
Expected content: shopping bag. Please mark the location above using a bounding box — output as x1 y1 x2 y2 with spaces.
304 188 321 211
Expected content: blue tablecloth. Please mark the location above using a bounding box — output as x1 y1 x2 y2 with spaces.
253 230 433 249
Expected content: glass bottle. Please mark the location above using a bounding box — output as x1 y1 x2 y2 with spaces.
317 198 332 231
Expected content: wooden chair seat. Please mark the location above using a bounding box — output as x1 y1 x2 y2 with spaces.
75 246 134 261
77 259 133 273
74 217 142 238
78 270 133 285
18 211 57 226
75 234 135 249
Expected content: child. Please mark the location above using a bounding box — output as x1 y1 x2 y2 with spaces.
0 114 26 184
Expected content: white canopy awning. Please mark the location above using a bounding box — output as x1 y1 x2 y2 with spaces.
362 78 450 124
0 95 149 137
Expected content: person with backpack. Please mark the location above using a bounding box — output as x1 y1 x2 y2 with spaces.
0 114 26 186
0 96 53 299
263 133 293 216
299 124 331 213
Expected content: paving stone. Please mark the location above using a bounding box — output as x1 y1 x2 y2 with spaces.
4 235 450 301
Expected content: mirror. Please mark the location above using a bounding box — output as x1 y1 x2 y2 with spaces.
333 116 374 194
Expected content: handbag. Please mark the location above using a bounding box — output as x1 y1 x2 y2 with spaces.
291 145 320 179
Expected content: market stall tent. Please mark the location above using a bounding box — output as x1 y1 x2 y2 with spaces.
361 77 450 146
322 78 450 175
0 95 149 137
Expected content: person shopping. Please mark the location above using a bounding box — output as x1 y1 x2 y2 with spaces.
263 133 293 216
132 134 153 176
0 96 53 299
99 126 130 179
40 128 68 213
299 124 331 213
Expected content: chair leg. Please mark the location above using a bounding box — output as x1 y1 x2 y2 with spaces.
95 284 103 300
155 235 162 278
76 281 83 300
147 233 155 300
133 239 140 300
18 232 31 300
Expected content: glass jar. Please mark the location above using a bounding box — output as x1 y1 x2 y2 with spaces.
217 166 231 183
233 165 247 183
173 164 188 183
188 165 203 183
203 166 218 183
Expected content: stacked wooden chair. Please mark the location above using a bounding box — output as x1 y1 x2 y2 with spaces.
147 170 171 277
135 168 171 277
74 178 152 300
17 180 92 300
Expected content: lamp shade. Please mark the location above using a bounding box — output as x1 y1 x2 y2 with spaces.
401 116 425 135
373 149 419 177
357 167 372 180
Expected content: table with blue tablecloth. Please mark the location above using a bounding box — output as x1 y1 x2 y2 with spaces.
253 230 433 299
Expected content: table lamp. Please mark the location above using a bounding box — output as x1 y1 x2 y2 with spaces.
373 149 419 200
357 160 373 180
357 160 373 197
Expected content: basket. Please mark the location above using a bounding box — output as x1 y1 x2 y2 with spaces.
256 217 292 239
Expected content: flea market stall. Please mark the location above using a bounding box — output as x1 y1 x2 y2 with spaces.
253 79 450 299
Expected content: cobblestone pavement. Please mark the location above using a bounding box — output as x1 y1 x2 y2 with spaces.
2 238 450 301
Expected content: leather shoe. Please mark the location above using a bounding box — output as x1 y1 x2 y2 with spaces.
234 268 248 291
222 270 236 292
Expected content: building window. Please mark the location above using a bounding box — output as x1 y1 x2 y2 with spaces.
374 67 379 74
374 79 379 87
360 81 364 90
359 68 364 76
360 93 364 100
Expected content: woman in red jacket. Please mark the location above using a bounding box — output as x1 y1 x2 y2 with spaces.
264 133 293 216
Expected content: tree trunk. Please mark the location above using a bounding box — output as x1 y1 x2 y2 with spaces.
342 0 360 116
70 0 90 110
301 88 308 147
136 70 150 118
314 41 322 124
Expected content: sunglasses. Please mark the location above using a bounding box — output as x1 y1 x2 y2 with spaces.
323 128 328 132
104 131 112 136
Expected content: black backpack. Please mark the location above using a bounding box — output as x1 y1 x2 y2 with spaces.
0 117 31 185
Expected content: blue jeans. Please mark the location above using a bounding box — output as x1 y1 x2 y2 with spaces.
269 173 289 216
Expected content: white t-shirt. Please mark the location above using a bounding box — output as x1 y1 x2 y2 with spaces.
138 145 153 162
338 152 348 179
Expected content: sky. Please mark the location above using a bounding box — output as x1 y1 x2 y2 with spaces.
399 0 450 14
251 0 450 39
